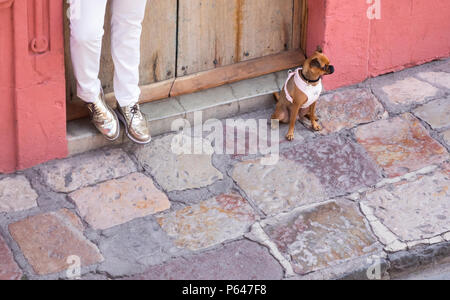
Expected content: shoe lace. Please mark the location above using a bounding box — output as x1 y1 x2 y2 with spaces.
88 103 103 122
128 104 140 130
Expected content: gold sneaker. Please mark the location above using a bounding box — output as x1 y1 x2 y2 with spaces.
86 93 120 141
116 104 151 144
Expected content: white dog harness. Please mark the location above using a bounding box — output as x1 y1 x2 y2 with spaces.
284 68 323 108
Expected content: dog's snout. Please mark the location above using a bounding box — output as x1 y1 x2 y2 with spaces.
328 65 335 74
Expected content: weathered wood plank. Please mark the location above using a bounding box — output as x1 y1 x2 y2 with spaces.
293 0 302 50
177 0 238 76
171 49 305 97
177 0 295 76
239 0 294 62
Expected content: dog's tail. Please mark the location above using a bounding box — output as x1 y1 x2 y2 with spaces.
273 92 281 103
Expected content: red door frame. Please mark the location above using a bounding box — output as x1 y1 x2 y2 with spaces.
0 0 67 173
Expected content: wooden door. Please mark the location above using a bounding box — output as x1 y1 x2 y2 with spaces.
65 0 307 121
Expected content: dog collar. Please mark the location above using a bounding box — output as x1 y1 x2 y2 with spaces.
300 69 322 84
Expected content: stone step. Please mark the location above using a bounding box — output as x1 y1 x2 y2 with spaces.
67 71 287 156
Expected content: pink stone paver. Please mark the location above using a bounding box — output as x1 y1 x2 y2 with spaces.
157 194 257 251
363 171 450 241
0 235 22 280
69 173 171 230
315 88 387 134
263 200 380 275
355 113 448 178
9 209 103 275
133 240 284 280
0 176 38 213
282 135 382 196
37 148 137 193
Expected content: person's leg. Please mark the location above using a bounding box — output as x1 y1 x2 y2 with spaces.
69 0 108 103
110 0 147 107
111 0 151 144
69 0 120 141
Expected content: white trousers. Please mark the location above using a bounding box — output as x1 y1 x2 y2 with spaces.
69 0 147 107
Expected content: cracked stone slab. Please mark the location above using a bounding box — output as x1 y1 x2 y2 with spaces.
157 194 257 251
282 135 382 197
0 235 22 280
133 134 223 192
355 113 448 178
413 97 450 130
362 171 450 242
69 173 170 230
132 240 283 280
416 72 450 89
379 77 439 107
0 176 38 213
232 157 326 216
261 200 381 275
9 209 103 276
37 148 137 193
315 88 387 134
97 219 186 277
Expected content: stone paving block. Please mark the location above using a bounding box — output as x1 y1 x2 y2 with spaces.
362 171 450 242
0 176 38 213
134 134 223 192
355 114 448 178
37 148 137 193
262 200 380 275
132 240 283 280
157 194 257 251
69 173 170 230
380 77 439 106
9 209 103 275
97 219 186 277
232 158 326 216
0 235 22 280
282 135 382 196
315 88 387 134
413 97 450 130
417 72 450 89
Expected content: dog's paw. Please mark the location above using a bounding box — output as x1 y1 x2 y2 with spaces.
312 122 322 131
285 132 295 141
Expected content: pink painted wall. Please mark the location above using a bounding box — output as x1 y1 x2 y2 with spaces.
307 0 450 91
0 0 67 173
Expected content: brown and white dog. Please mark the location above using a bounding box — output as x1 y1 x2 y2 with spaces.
272 46 335 141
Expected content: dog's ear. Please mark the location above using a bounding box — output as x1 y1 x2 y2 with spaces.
310 58 321 69
316 45 323 53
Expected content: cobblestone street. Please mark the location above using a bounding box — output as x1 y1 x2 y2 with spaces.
0 59 449 280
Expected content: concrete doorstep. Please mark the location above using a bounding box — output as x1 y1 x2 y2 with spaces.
67 71 287 156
